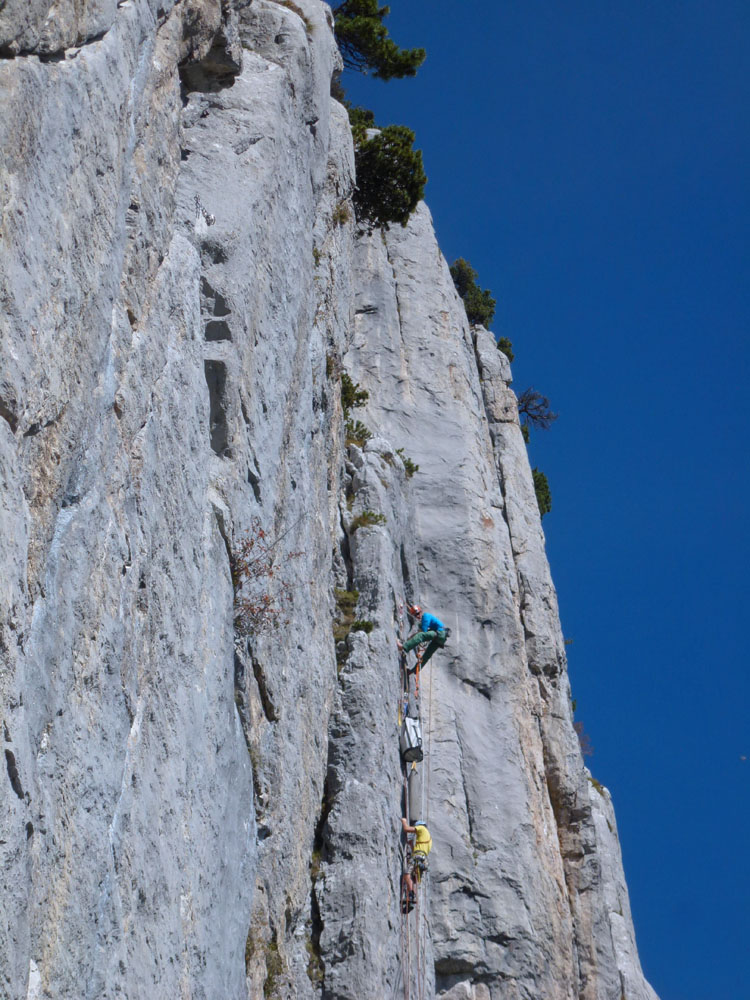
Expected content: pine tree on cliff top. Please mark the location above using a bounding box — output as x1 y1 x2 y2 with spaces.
352 123 426 228
333 0 426 79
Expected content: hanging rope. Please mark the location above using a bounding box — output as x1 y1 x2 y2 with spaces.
396 596 435 1000
419 882 426 1000
397 595 412 1000
400 863 409 1000
405 840 412 1000
415 882 422 1000
426 659 433 826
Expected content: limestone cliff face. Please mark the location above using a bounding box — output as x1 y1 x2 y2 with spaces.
0 2 657 999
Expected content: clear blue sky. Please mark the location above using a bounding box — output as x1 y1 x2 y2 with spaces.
342 2 750 997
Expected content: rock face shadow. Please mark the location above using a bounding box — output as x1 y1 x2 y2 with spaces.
204 359 230 457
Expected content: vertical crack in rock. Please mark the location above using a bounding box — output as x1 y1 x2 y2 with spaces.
249 649 278 724
454 722 476 852
307 766 331 990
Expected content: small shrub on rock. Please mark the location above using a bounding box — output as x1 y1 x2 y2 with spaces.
350 509 386 531
341 372 368 414
345 418 372 446
263 937 283 998
351 619 374 633
532 468 552 518
396 447 419 478
496 336 514 362
332 200 352 226
587 774 605 795
232 519 302 641
450 258 496 328
333 588 359 642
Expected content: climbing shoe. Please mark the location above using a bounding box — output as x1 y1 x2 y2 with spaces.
401 890 416 914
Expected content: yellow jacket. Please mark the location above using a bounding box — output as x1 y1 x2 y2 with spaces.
413 824 432 856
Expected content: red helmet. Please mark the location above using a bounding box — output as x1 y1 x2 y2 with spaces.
407 604 422 617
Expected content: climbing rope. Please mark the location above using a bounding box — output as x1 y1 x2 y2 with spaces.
416 662 433 1000
415 882 422 1000
400 865 408 1000
426 659 433 826
396 596 434 1000
397 595 411 999
414 645 422 700
402 764 411 1000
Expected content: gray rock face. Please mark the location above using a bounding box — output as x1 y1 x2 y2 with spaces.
346 205 658 1000
0 2 658 999
0 0 118 56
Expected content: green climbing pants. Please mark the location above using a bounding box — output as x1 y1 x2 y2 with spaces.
403 629 447 666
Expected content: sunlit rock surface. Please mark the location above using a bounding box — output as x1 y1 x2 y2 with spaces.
0 2 658 997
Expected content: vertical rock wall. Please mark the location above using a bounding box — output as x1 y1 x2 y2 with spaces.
0 1 356 996
346 205 657 1000
0 2 658 999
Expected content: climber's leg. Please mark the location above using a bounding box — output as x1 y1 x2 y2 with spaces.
403 630 433 653
420 630 447 666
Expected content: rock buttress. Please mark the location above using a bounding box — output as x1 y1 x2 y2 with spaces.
346 203 659 1000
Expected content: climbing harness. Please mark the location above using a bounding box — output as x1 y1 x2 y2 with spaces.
412 852 428 878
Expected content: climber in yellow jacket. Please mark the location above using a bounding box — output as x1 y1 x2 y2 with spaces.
401 817 432 910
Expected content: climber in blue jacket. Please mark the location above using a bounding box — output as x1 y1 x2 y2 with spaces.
397 603 450 668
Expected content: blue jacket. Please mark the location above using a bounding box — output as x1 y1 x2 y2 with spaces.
420 612 446 633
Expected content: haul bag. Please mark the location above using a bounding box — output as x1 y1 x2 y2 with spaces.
400 716 423 762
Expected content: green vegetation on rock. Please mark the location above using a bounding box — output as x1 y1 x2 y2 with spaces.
532 468 552 518
352 123 426 229
350 509 386 531
345 418 372 447
450 257 496 328
333 0 425 79
341 372 369 414
396 447 418 478
496 336 514 362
